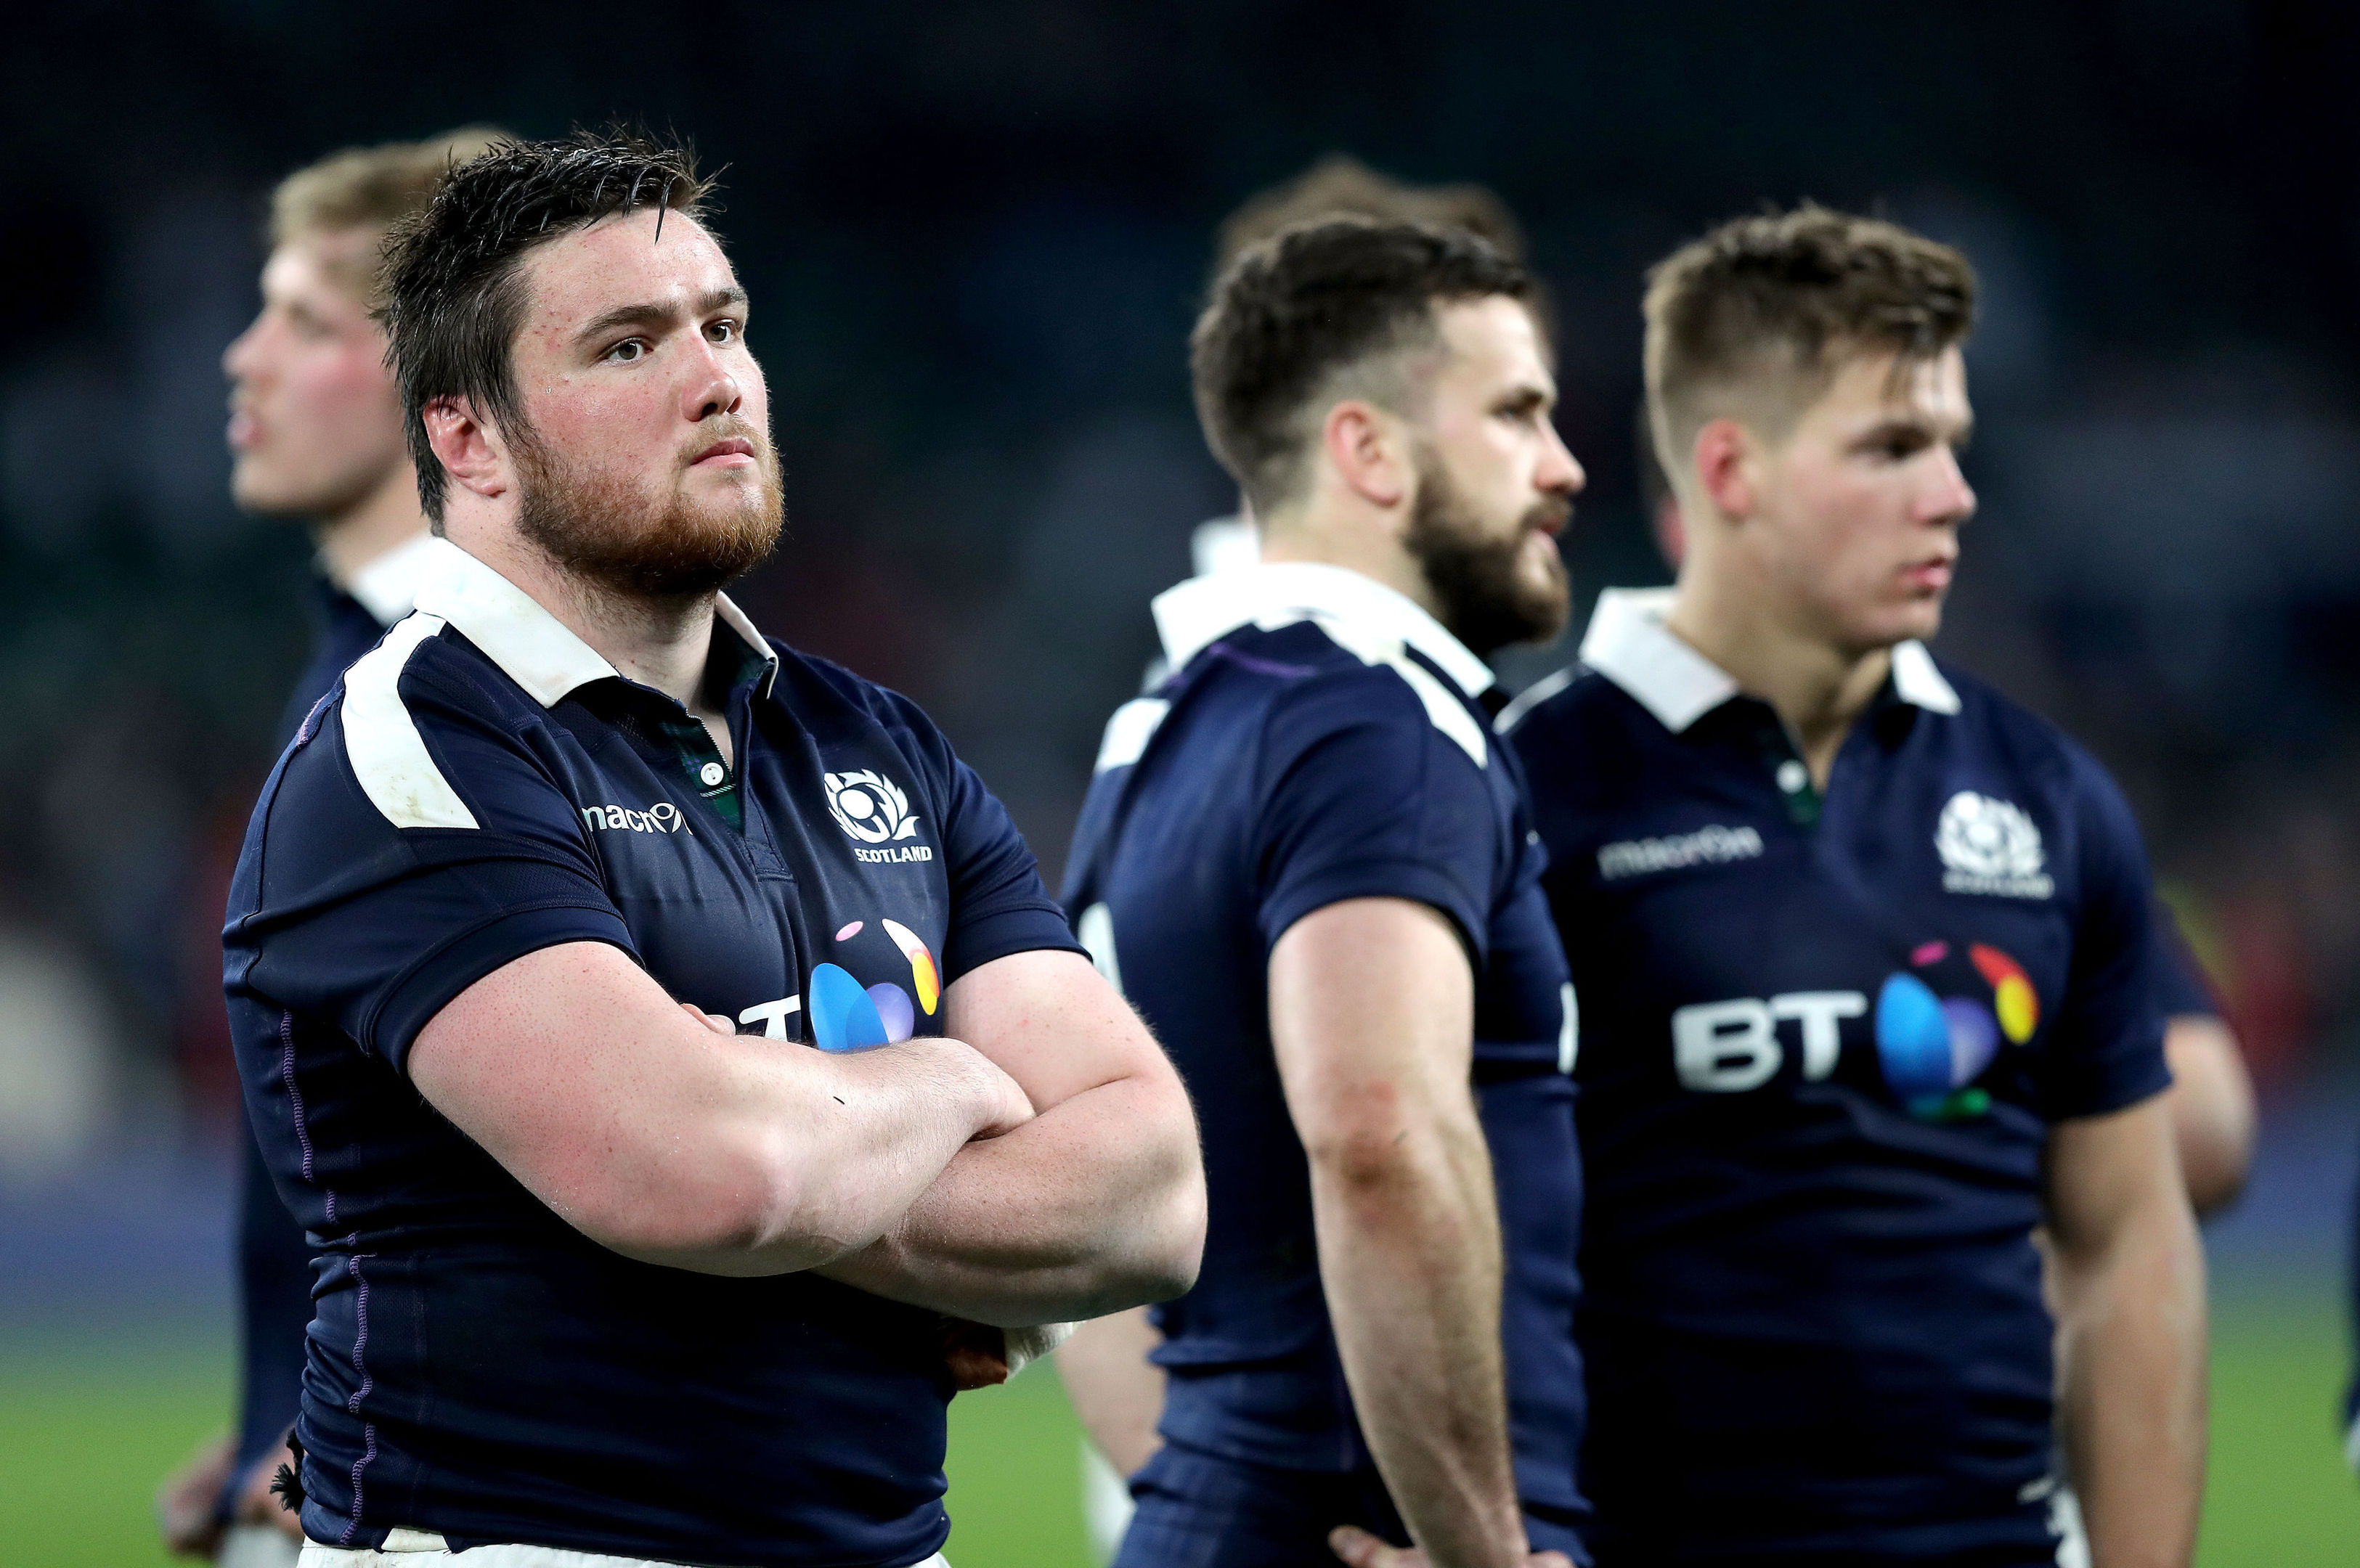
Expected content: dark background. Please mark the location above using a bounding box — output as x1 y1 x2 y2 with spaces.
0 0 2355 1178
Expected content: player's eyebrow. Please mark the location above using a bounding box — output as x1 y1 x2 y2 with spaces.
574 286 749 346
1494 379 1556 416
1850 408 1975 453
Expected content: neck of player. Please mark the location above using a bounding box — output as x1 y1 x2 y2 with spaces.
459 523 734 765
1257 500 1453 628
314 457 432 590
1664 567 1891 791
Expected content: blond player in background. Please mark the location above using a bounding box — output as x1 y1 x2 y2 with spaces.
156 126 500 1568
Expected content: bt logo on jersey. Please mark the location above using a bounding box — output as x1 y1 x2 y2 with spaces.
1669 940 2037 1119
1672 991 1867 1092
732 915 944 1051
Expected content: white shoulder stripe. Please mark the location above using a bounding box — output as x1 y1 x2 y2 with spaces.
1307 612 1487 767
1094 698 1170 773
1385 650 1486 767
341 613 480 830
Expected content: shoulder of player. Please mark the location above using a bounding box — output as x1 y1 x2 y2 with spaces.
763 637 960 777
1921 657 2114 793
1245 624 1494 774
1497 662 1640 783
254 618 536 843
1918 656 2143 857
1497 661 1618 738
327 613 541 751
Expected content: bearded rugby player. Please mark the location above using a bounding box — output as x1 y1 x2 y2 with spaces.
158 126 495 1568
1064 219 1588 1568
1057 158 1542 1564
1505 207 2204 1566
221 131 1203 1567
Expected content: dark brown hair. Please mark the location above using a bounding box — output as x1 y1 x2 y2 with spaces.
1192 218 1532 515
378 128 717 523
1643 203 1975 483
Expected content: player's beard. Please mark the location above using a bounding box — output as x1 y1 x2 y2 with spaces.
513 418 784 600
1404 449 1571 657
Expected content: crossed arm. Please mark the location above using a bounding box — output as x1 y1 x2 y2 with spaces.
2046 1093 2208 1568
407 941 1203 1321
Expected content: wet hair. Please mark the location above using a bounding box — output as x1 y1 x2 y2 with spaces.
377 128 718 522
1643 203 1975 486
1192 218 1532 515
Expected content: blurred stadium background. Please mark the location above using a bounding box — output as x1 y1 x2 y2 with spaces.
2 3 2356 1561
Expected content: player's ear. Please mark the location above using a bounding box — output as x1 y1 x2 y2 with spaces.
424 396 508 502
1321 399 1411 512
1691 417 1759 522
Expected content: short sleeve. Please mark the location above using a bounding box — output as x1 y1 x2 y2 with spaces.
883 691 1086 983
1251 669 1499 962
227 643 634 1074
2037 757 2174 1120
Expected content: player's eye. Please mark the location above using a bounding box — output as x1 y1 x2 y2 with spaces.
605 338 648 364
706 319 739 346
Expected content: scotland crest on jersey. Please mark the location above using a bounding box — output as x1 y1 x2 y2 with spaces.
1936 790 2053 899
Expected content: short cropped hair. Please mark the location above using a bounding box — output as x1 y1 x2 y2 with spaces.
268 126 506 302
1214 153 1528 276
1192 219 1532 515
378 128 718 523
1643 204 1975 484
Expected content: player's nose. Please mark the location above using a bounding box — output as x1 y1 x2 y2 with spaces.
1922 446 1975 526
1538 420 1585 495
681 345 743 423
222 314 264 381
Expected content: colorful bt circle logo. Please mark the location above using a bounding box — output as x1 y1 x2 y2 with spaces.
1873 941 2038 1120
807 918 943 1053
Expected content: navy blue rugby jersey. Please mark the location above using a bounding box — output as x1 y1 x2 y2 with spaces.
222 543 1082 1566
1063 563 1590 1540
229 536 442 1518
1504 589 2171 1564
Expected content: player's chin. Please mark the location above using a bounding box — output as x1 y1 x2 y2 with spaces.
229 463 320 518
1878 595 1946 645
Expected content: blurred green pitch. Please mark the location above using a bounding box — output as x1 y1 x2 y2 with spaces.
1 1289 2350 1566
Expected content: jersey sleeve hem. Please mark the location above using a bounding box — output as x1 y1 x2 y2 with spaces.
368 901 638 1074
1259 857 1487 966
2039 1048 2174 1123
939 901 1087 985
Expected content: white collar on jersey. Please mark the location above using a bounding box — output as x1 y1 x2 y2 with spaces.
1576 586 1960 733
339 530 446 628
409 540 778 709
1151 560 1496 698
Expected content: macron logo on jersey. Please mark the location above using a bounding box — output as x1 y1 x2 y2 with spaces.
1598 823 1764 881
583 801 691 836
1936 791 2052 900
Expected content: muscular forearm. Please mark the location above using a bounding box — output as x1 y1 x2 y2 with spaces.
593 1035 1033 1278
817 1073 1203 1323
1314 1116 1525 1568
410 945 1034 1278
2056 1199 2207 1567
